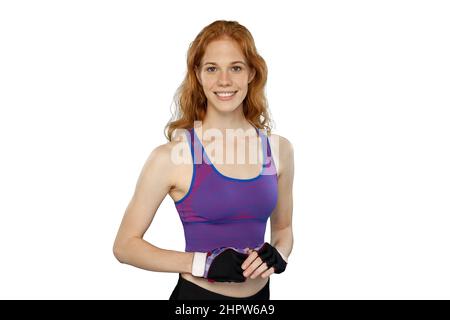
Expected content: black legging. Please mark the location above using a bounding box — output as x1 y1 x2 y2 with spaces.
169 274 270 300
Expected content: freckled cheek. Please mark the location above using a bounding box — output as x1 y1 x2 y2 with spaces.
236 77 250 90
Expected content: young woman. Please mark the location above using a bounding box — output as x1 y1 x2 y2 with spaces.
113 20 294 300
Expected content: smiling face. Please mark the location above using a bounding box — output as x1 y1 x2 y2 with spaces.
196 37 255 114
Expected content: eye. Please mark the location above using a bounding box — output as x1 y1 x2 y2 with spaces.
231 66 242 72
206 66 216 72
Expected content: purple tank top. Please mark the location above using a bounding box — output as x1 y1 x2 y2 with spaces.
174 127 278 252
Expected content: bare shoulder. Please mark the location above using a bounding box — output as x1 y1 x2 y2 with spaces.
139 137 184 190
138 143 172 190
267 133 294 177
269 133 293 152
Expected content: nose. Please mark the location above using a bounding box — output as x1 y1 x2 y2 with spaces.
217 70 232 86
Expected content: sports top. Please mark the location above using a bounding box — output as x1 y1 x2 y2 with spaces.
174 126 278 252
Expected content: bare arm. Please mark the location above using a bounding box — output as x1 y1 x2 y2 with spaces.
270 136 295 260
113 143 193 274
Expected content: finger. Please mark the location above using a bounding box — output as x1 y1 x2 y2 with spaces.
261 267 275 278
250 262 269 279
241 252 256 269
241 250 259 270
243 256 263 277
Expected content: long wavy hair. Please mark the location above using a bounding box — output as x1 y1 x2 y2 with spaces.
164 20 275 142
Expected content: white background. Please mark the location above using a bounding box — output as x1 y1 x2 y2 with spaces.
1 0 449 299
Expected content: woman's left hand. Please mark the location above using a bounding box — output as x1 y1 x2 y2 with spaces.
241 248 275 279
241 243 288 279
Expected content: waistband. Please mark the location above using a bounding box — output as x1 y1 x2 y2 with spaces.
175 274 270 300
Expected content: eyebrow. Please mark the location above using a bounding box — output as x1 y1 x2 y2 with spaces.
202 61 247 66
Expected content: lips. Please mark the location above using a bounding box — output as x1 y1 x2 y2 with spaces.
214 91 238 97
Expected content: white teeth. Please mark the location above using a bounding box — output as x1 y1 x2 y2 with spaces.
215 91 236 97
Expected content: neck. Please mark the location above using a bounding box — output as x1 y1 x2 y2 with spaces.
196 103 255 135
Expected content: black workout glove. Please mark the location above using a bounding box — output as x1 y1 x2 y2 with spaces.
256 242 288 274
192 247 249 283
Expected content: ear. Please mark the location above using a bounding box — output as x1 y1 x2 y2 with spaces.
248 68 256 84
